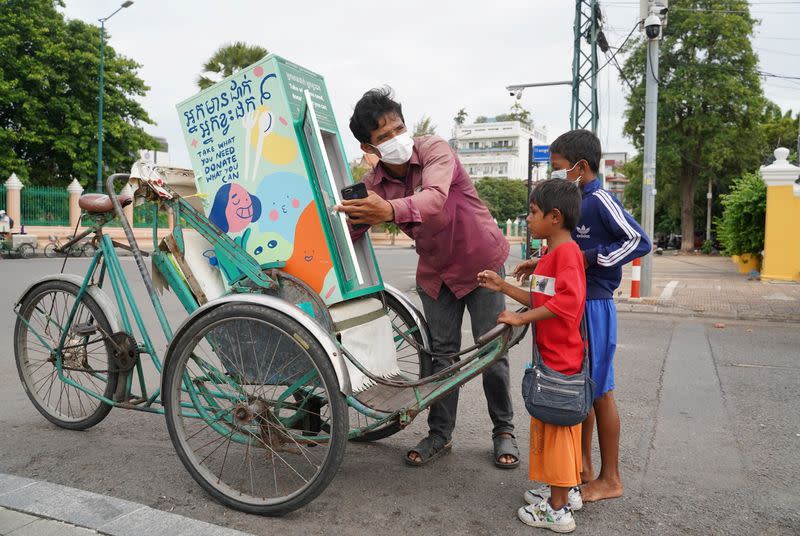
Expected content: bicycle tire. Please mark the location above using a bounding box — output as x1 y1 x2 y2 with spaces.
18 243 34 259
14 280 118 430
162 302 348 516
43 244 58 258
350 292 432 442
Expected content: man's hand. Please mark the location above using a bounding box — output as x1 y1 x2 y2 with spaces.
336 191 394 226
477 270 506 292
512 258 538 282
497 310 526 327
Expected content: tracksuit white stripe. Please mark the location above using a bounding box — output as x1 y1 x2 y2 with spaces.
595 191 639 265
594 190 641 266
595 190 640 265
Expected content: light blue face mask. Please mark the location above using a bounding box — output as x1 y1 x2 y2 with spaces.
550 161 582 185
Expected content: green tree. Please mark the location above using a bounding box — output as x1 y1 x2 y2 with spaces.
0 0 155 187
350 163 368 183
760 104 799 165
454 108 468 126
496 102 533 128
620 0 765 251
716 172 766 257
197 42 268 90
412 116 436 137
474 177 528 222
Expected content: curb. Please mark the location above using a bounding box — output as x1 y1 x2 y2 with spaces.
615 298 800 323
0 473 253 536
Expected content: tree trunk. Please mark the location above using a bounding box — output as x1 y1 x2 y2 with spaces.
680 168 698 252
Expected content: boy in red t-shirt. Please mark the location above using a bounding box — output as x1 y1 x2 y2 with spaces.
478 179 586 533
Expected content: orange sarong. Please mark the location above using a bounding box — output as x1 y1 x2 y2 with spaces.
529 417 582 487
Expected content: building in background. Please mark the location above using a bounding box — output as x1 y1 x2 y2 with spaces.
452 119 548 181
138 136 170 165
602 151 629 203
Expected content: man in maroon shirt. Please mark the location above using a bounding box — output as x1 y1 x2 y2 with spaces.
337 87 518 468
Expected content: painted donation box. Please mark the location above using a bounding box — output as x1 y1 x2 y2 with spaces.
177 55 382 304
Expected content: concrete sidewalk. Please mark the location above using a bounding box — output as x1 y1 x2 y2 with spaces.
0 474 253 536
612 254 799 322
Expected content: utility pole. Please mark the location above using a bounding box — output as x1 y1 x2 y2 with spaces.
640 1 666 297
527 137 533 257
96 1 134 193
571 0 601 132
705 178 712 243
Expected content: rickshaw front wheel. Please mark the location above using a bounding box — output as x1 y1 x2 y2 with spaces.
162 302 348 516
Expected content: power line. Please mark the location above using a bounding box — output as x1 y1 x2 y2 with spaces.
756 46 800 57
757 35 800 40
596 19 642 77
603 3 800 13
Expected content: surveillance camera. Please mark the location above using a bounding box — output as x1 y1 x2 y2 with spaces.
509 91 516 97
515 91 523 101
644 13 661 39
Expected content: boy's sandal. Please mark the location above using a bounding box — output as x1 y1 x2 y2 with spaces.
405 434 452 467
493 432 520 469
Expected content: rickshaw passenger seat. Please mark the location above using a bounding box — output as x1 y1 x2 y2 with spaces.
78 193 132 214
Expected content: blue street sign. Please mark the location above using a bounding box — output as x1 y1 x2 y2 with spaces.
532 145 550 163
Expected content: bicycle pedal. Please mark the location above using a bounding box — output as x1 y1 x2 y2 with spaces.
73 323 98 336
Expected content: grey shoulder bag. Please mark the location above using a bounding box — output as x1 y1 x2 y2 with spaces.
521 317 595 426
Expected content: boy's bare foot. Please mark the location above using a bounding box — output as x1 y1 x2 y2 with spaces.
580 469 595 484
580 477 623 502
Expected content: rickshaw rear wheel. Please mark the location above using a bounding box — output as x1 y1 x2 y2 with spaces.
163 302 348 516
350 291 432 442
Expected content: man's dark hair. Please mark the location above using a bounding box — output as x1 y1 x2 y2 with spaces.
349 86 405 144
529 178 582 231
549 129 601 173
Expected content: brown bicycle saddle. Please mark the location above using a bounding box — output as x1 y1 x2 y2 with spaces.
78 193 132 213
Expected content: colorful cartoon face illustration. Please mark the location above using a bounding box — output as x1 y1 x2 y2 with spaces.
256 172 314 241
284 203 332 294
208 183 262 234
247 230 292 265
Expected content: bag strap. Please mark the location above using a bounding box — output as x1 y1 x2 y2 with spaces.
529 310 591 378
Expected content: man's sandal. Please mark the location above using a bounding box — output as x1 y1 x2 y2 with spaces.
493 432 520 469
405 434 452 467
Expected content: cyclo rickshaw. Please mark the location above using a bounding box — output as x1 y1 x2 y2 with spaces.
12 54 527 516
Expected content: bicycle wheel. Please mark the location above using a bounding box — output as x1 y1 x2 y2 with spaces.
43 244 58 258
163 302 348 516
81 244 96 258
18 243 34 259
14 280 118 430
350 292 432 442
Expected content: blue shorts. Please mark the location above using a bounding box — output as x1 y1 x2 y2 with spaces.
585 299 617 399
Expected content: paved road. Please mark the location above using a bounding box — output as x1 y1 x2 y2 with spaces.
0 252 798 535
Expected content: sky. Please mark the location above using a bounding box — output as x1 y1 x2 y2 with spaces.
60 1 800 169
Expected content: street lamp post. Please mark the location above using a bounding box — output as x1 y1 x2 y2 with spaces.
95 1 134 193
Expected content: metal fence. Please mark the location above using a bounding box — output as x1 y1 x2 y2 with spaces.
21 186 69 226
133 204 168 228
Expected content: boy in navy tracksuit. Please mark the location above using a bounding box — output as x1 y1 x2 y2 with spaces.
513 130 650 504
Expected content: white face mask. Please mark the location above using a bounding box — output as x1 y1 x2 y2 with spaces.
550 161 582 185
373 132 414 165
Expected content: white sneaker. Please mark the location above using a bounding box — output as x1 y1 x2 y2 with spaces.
524 484 583 511
517 500 576 533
